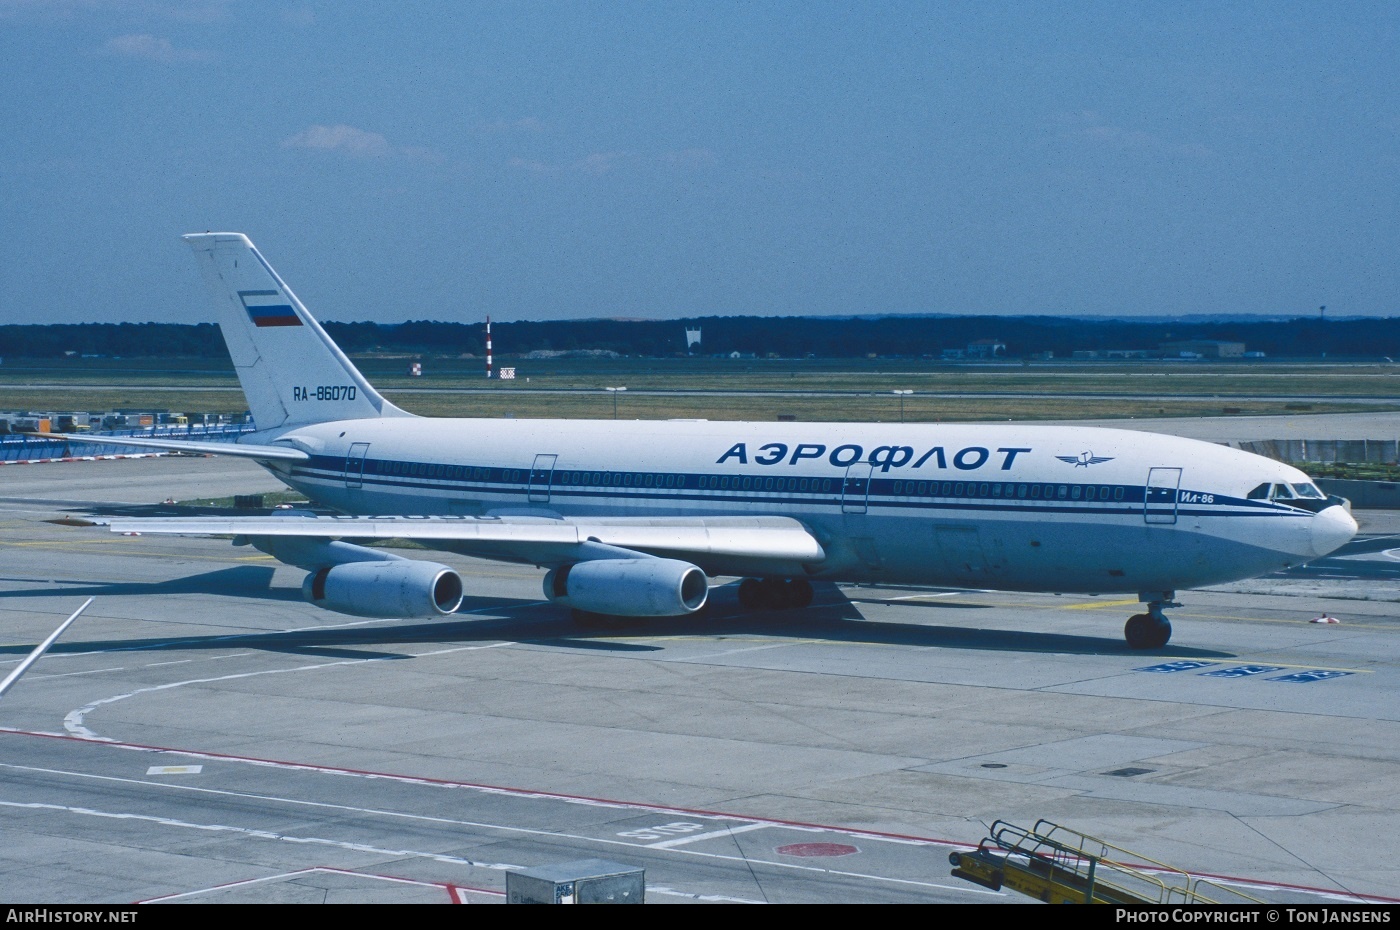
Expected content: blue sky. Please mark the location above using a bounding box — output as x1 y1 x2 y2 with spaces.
1 1 1397 324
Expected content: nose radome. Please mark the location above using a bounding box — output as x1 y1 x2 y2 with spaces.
1311 505 1358 558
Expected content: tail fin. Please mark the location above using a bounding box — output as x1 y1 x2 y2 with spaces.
184 233 412 430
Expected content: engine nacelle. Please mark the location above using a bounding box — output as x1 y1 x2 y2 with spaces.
543 558 708 617
303 560 464 619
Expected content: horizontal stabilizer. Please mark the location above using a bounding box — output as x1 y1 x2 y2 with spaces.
52 433 309 462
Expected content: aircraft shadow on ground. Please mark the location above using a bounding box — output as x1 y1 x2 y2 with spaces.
0 566 299 602
0 577 1233 661
566 584 1235 659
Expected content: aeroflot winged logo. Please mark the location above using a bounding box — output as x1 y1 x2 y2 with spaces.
1057 451 1115 467
238 290 302 328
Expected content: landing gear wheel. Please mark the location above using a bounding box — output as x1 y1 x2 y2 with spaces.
738 577 815 610
785 578 814 608
1125 613 1171 650
737 578 767 608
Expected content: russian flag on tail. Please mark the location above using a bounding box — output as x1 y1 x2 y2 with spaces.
238 289 302 327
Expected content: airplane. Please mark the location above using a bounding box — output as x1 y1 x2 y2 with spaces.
68 233 1359 650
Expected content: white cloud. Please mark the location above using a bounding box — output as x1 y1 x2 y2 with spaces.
479 117 546 134
1064 111 1213 159
578 151 628 175
508 149 714 176
508 157 558 174
664 148 717 169
281 124 442 162
280 6 315 26
2 2 232 25
510 151 632 175
282 124 394 157
104 32 210 62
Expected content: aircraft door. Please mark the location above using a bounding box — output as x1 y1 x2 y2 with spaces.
1144 467 1182 525
934 525 991 583
345 442 370 489
841 462 873 514
529 453 557 503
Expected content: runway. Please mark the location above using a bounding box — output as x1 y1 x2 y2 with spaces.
0 456 1396 904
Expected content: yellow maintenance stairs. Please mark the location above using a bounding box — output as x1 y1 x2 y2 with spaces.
949 819 1265 905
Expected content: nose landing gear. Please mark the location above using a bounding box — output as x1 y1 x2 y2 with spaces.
1125 593 1180 649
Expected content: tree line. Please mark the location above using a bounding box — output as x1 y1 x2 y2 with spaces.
1 315 1399 360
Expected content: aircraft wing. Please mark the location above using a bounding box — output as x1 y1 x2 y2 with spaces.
52 432 309 462
103 514 826 569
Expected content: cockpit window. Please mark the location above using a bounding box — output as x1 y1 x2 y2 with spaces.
1247 480 1334 512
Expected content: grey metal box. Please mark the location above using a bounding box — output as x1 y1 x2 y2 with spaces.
506 859 645 904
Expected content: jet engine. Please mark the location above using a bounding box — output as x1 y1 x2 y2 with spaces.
543 558 708 617
303 560 464 619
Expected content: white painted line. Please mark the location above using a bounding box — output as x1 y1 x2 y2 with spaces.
689 642 797 660
647 821 771 849
0 795 980 901
880 592 967 601
0 761 996 899
19 666 127 681
63 642 514 739
140 867 483 904
848 591 971 603
0 798 527 870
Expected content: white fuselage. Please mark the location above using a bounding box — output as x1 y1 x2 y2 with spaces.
250 417 1354 596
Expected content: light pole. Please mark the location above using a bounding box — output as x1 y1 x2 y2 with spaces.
892 389 912 423
605 386 626 419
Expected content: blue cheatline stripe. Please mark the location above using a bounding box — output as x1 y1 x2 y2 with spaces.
290 454 1307 520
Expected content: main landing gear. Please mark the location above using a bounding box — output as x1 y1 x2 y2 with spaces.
737 577 815 610
1124 593 1180 650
